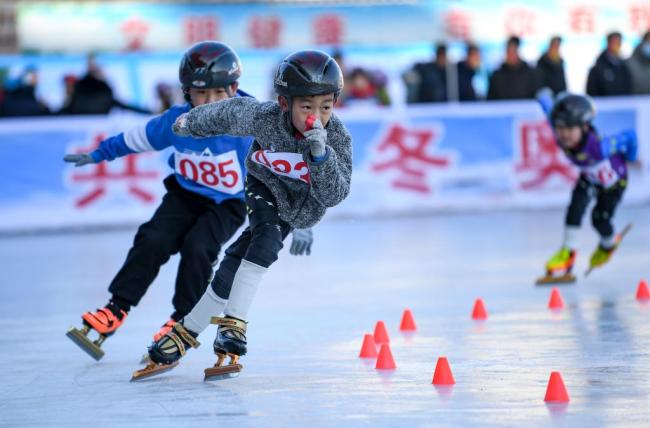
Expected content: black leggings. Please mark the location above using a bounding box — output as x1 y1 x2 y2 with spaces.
565 174 626 238
211 174 292 300
108 175 246 320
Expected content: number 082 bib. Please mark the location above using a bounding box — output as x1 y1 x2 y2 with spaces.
174 150 244 195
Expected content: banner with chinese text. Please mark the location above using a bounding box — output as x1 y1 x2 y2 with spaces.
0 97 648 233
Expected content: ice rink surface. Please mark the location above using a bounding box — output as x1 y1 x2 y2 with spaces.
1 207 649 427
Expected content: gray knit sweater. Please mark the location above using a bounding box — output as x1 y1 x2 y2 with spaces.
173 97 352 228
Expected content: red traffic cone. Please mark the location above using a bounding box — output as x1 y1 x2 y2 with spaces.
399 309 417 332
636 280 650 301
374 321 390 344
548 287 564 310
358 334 378 358
432 357 455 385
375 344 396 370
471 298 488 320
544 371 570 402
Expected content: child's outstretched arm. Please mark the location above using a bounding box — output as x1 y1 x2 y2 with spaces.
172 97 258 138
600 130 638 162
63 107 181 166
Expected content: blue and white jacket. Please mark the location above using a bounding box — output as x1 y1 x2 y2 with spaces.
90 91 255 204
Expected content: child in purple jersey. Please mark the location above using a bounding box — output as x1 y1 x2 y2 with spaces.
537 90 638 282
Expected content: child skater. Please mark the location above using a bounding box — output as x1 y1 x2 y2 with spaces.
535 89 637 285
65 41 315 360
132 49 352 380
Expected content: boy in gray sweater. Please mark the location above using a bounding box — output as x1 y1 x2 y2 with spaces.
133 50 352 381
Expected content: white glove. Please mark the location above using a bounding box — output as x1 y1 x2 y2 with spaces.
303 118 327 158
290 228 313 256
63 153 96 167
172 113 191 136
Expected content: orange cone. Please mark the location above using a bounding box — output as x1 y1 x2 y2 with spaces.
544 371 570 402
373 321 390 344
636 280 650 301
471 298 488 320
548 287 564 310
399 309 417 332
375 344 396 370
358 334 378 358
431 357 455 385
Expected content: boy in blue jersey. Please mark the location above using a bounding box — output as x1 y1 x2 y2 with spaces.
535 89 637 284
65 42 313 361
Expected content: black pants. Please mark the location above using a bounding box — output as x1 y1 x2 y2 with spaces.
565 174 626 238
108 175 246 320
211 174 292 300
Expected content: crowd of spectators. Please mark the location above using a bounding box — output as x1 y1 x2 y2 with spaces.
1 30 648 117
0 54 151 118
404 30 650 104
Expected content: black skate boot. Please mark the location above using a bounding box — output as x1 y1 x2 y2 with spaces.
204 316 247 381
130 322 200 381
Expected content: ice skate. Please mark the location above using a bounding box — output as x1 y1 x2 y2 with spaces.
66 303 127 361
536 247 577 286
140 318 177 364
131 322 200 381
585 223 632 277
204 316 247 381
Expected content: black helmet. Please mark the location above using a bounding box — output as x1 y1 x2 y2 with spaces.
179 41 241 90
550 93 595 127
273 50 343 98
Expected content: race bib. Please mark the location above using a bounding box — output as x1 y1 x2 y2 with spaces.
174 150 244 194
583 159 619 188
251 150 310 184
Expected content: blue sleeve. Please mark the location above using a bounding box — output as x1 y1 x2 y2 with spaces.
599 130 638 162
144 105 189 151
90 133 135 162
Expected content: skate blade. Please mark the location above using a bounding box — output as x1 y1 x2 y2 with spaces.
204 364 242 381
139 354 151 365
535 274 576 286
130 361 179 382
66 327 105 361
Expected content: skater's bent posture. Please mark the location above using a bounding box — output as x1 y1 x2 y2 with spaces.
65 42 315 360
135 50 352 380
537 89 637 283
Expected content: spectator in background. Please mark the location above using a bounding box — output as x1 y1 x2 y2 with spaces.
0 66 51 117
58 73 78 114
537 36 567 95
61 54 151 115
339 67 391 107
155 82 174 113
403 43 448 103
487 36 540 100
456 43 481 101
586 32 631 97
626 31 650 95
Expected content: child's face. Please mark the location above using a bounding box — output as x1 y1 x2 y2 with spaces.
281 94 335 134
554 124 583 149
189 83 237 106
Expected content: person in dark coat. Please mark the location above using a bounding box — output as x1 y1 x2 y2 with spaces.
404 43 448 103
60 54 151 115
487 36 540 100
0 66 50 117
456 43 481 101
586 32 631 97
626 31 650 95
537 36 567 95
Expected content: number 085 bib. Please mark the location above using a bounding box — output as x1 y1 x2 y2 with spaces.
174 150 244 195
